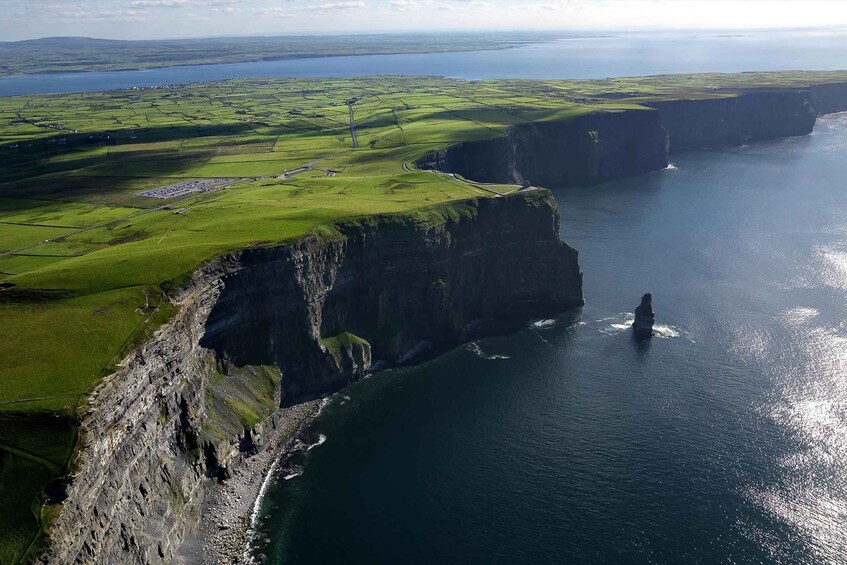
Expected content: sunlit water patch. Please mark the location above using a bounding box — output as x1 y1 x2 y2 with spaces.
743 304 847 563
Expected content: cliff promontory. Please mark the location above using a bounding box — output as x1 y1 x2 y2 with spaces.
42 190 582 564
420 87 839 187
418 108 669 187
646 90 817 153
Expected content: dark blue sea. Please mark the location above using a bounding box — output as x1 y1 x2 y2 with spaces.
1 29 847 96
248 114 847 564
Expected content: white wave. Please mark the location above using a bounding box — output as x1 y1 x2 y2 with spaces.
248 460 278 529
315 396 331 416
597 313 687 340
283 468 304 480
467 342 510 360
532 319 558 329
652 324 680 338
599 313 635 335
306 434 327 451
244 458 282 563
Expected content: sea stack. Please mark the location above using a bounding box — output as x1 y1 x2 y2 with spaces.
633 293 655 339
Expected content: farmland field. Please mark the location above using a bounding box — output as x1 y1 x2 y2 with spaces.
3 71 847 562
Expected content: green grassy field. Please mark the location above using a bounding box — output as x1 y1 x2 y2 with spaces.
2 71 847 562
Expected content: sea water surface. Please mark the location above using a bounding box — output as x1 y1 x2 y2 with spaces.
248 114 847 564
2 29 847 96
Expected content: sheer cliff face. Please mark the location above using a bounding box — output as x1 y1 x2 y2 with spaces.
809 83 847 115
44 191 582 564
419 109 669 187
648 90 818 153
421 88 834 186
201 190 583 403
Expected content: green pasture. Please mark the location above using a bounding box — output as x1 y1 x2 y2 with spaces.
2 71 847 563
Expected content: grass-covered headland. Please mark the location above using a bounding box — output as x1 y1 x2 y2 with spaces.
2 71 847 562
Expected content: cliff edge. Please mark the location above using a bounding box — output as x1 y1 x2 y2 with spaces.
420 87 838 187
42 190 582 564
418 108 669 187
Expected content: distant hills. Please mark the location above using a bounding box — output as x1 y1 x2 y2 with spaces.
0 32 560 76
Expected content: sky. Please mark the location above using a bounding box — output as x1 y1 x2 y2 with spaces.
2 0 847 41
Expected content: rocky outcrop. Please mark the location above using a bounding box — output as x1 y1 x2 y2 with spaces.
43 190 582 564
418 108 669 187
632 293 655 339
647 90 817 153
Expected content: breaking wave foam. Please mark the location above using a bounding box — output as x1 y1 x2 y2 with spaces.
467 342 510 360
598 313 688 340
306 434 327 451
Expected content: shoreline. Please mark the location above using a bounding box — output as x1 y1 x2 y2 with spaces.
0 42 537 81
176 399 323 565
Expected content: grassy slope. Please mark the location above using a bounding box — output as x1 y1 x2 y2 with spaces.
2 71 847 562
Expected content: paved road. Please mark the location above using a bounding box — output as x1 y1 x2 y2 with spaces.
401 159 532 197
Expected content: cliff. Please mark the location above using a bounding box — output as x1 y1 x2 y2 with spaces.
42 190 582 564
646 90 817 153
418 108 669 187
808 83 847 115
421 86 845 185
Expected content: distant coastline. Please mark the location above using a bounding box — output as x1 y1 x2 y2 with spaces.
3 31 847 98
0 33 556 78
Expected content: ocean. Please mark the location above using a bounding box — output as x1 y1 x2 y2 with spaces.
249 113 847 564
